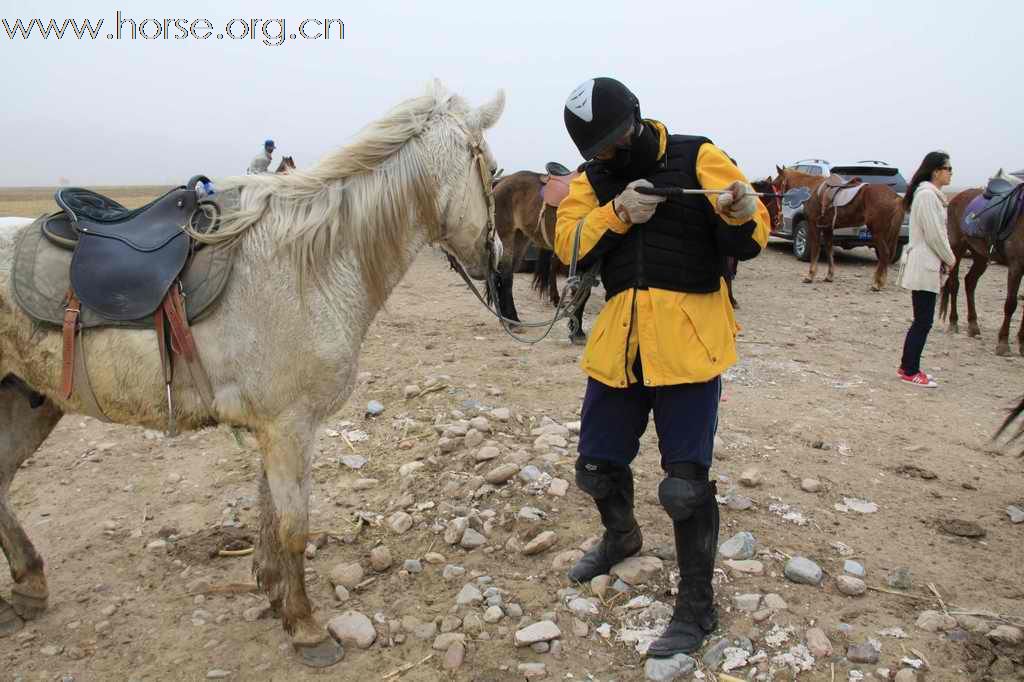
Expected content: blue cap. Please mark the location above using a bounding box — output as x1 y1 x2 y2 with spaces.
264 139 275 148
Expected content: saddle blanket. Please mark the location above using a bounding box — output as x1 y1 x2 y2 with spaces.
819 182 867 209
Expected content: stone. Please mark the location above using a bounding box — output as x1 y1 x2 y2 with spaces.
424 552 446 564
547 478 569 497
644 653 696 681
443 641 465 670
724 559 764 576
836 575 867 596
442 564 466 580
610 555 663 585
531 641 550 653
462 613 484 636
475 446 500 462
40 644 64 656
334 586 350 602
146 539 168 552
800 478 822 493
469 416 491 432
887 567 912 590
552 549 584 572
341 455 367 470
403 384 421 399
916 610 957 633
733 593 762 612
523 531 558 556
370 546 393 571
445 518 469 545
491 407 511 421
388 512 413 534
327 611 377 649
352 478 378 490
485 463 520 484
483 605 504 623
739 468 762 487
702 638 731 670
465 429 485 448
460 528 487 550
432 632 466 651
518 663 547 679
987 625 1023 644
719 532 757 560
956 614 990 633
763 593 788 610
404 559 423 573
894 670 918 682
568 597 600 616
1008 506 1024 524
398 461 425 478
805 628 832 658
366 400 384 416
843 560 866 577
591 574 612 599
455 583 483 606
514 620 561 647
726 495 754 511
784 557 823 585
846 642 880 664
572 617 589 637
330 562 364 589
518 465 543 483
206 671 232 679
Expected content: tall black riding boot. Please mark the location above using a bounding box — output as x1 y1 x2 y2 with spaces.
567 459 643 583
647 478 720 657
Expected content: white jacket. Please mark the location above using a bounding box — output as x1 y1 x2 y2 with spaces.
247 150 272 175
899 181 956 293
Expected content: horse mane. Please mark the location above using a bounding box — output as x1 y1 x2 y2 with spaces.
190 82 463 307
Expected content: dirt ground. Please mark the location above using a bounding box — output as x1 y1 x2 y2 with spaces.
1 187 1022 681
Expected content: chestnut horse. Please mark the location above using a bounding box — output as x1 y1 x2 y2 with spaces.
940 175 1024 356
491 171 589 343
774 166 904 289
275 156 296 174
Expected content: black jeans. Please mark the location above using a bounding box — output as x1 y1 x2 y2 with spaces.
900 290 936 375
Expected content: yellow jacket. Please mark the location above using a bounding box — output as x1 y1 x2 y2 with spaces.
554 121 770 388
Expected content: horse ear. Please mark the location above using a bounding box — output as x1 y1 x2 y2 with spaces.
473 90 505 131
776 165 784 174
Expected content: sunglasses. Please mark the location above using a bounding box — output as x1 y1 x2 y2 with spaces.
939 165 953 171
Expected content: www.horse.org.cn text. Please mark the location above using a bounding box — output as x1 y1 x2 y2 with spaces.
1 13 345 46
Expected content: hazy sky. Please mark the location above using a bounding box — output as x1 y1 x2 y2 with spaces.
1 0 1020 188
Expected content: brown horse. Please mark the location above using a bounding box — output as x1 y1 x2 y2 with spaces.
940 183 1024 356
491 170 589 343
774 166 904 289
275 156 296 174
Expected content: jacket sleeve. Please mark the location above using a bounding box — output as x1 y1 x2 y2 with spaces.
917 190 956 266
695 144 770 259
553 173 631 269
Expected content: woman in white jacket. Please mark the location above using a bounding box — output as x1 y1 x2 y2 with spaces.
898 152 956 387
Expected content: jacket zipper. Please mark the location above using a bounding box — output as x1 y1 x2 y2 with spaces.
623 288 637 386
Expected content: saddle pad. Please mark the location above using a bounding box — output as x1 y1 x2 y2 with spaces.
819 182 866 209
11 216 233 330
541 172 579 208
963 194 990 238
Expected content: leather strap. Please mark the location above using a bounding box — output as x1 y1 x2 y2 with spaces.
72 328 112 423
162 286 215 412
61 291 80 400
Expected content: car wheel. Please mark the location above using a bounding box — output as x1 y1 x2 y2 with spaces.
793 221 811 262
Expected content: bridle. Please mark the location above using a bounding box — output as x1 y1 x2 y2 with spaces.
438 122 597 345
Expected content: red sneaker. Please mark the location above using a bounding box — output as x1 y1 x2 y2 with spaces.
899 371 937 388
897 368 935 382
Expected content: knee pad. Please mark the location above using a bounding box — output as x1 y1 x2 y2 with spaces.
658 477 715 521
575 458 628 501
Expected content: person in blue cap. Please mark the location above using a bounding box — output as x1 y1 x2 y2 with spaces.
247 139 276 175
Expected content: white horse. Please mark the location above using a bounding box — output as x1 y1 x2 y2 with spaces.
0 81 505 667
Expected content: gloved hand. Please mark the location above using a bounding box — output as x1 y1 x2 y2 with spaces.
717 180 757 221
613 179 666 224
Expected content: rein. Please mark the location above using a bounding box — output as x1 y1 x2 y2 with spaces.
437 124 596 345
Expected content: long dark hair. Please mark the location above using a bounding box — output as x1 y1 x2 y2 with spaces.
904 151 949 209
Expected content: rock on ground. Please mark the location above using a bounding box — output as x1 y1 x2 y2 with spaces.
327 611 377 649
645 653 696 681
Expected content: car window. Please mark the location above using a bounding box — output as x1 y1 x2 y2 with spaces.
832 166 908 193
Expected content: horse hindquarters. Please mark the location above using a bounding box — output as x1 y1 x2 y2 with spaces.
0 386 62 627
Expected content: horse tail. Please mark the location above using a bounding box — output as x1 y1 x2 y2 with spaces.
994 394 1024 456
939 278 950 322
531 248 559 305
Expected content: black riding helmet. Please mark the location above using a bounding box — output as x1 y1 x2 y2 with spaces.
564 77 640 161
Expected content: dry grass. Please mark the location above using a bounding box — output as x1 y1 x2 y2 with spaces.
0 185 174 219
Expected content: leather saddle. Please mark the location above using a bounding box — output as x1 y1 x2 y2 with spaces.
968 181 1024 245
818 174 865 213
540 162 580 208
12 176 228 432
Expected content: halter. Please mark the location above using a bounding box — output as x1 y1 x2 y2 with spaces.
438 121 597 345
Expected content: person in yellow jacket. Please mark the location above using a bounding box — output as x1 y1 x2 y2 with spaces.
557 77 769 658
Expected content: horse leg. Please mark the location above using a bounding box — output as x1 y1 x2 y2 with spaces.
256 421 343 667
944 245 964 334
568 287 589 346
996 265 1022 357
497 270 520 328
872 232 891 291
823 227 836 283
964 253 989 338
803 218 819 283
0 386 63 634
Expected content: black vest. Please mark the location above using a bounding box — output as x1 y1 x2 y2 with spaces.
586 134 724 299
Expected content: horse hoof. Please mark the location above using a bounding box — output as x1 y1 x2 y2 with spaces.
824 276 834 283
995 344 1010 357
0 602 25 638
10 586 47 621
802 277 813 284
294 637 345 668
870 285 880 292
968 327 981 338
569 334 587 346
948 324 959 335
